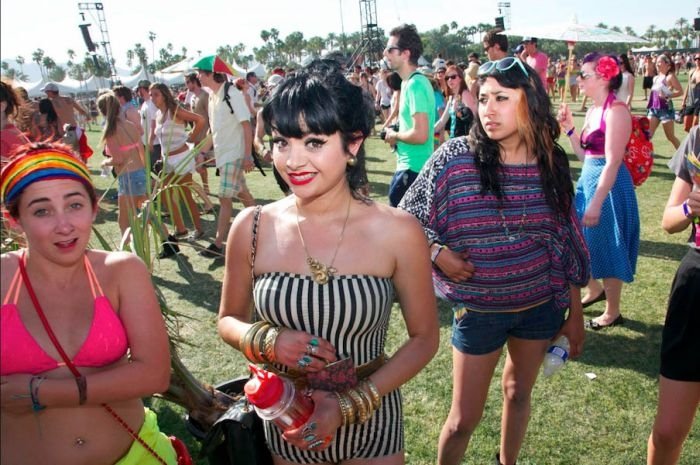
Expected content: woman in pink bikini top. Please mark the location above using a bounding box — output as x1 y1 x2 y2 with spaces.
0 142 174 465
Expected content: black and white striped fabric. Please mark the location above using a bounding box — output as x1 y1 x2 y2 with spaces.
253 272 404 462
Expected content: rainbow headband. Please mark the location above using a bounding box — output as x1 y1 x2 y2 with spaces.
1 151 93 206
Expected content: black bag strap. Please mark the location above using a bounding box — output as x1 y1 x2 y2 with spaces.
223 81 235 115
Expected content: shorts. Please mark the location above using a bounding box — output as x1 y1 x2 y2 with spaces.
389 169 419 207
660 248 700 382
114 408 177 465
648 107 675 122
557 79 566 87
196 150 215 169
643 76 654 90
452 299 564 355
163 150 195 175
118 168 147 197
219 158 248 198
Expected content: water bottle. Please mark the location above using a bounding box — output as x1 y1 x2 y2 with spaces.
542 335 570 377
244 364 314 431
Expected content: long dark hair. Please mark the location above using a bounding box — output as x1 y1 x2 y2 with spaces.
262 59 374 198
471 59 573 217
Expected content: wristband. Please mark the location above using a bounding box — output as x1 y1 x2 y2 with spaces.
565 127 575 137
682 200 693 218
430 244 446 263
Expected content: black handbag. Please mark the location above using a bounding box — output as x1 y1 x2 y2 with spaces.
198 378 273 465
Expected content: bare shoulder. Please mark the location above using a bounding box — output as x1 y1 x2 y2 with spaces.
88 249 148 277
361 201 425 240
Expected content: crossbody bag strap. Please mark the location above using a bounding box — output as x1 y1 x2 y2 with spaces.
17 252 168 465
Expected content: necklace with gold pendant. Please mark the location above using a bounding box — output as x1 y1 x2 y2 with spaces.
296 197 351 285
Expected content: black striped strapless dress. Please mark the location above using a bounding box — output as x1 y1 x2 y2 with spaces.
253 272 403 462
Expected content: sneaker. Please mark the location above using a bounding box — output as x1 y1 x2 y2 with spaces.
158 236 180 259
187 230 206 242
199 243 223 258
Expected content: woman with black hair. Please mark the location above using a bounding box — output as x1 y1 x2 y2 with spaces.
218 60 438 463
31 98 61 141
400 57 589 465
558 52 639 330
616 54 635 108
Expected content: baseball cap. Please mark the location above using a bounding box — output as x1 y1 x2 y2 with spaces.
267 74 284 87
41 82 59 93
521 37 538 44
137 79 152 89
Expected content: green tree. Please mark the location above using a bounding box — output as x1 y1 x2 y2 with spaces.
32 48 45 79
306 36 326 57
15 55 25 75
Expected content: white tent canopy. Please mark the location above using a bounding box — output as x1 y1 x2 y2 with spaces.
232 60 266 78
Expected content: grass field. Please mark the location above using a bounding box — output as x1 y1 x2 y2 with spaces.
83 74 698 465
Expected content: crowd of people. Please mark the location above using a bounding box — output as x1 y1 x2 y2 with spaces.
1 23 698 465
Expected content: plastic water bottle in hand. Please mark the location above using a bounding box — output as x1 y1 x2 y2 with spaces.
542 335 570 377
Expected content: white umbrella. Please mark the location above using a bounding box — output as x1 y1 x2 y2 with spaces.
502 17 648 44
501 15 649 101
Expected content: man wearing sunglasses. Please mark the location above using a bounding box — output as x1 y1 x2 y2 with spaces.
519 37 548 86
382 23 436 207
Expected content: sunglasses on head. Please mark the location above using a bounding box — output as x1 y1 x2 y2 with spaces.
446 74 459 81
477 57 529 77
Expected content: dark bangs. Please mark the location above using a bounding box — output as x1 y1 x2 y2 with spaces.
264 76 343 138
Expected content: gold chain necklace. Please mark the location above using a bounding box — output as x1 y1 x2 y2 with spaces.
295 197 352 285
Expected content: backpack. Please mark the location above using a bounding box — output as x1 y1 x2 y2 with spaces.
623 115 654 187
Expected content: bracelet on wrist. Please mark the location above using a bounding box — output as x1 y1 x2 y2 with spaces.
566 127 575 137
430 244 446 263
682 200 693 218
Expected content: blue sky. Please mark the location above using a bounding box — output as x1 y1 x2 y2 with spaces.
1 0 696 78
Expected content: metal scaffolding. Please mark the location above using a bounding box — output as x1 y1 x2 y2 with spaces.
78 2 118 85
351 0 383 66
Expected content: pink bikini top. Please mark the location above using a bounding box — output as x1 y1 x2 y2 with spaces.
0 256 128 376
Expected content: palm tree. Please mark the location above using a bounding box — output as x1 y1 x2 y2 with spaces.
15 55 25 75
260 29 271 44
645 25 656 42
624 27 637 37
148 31 157 64
32 48 45 79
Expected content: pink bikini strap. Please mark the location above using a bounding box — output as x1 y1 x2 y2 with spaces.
83 255 104 298
3 266 22 305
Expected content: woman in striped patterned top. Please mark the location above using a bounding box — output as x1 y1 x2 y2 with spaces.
217 60 439 463
400 57 590 465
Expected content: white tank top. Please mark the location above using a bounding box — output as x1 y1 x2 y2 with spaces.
155 109 187 154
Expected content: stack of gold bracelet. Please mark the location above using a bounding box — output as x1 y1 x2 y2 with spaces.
239 321 284 364
334 379 382 426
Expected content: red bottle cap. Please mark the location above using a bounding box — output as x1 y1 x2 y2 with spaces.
244 364 284 409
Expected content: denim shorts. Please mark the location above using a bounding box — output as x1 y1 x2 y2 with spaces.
388 169 418 207
647 107 675 122
452 299 564 355
118 169 147 196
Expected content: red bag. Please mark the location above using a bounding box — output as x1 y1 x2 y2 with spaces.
169 436 193 465
623 116 654 187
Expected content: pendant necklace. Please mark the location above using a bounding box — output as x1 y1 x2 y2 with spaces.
296 197 352 285
499 162 531 241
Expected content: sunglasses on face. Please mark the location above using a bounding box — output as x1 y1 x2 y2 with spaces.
577 71 596 80
384 46 401 54
695 57 700 61
478 57 529 77
446 74 459 81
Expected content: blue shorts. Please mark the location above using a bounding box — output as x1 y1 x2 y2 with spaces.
452 300 564 355
388 169 418 207
647 107 675 122
118 169 147 196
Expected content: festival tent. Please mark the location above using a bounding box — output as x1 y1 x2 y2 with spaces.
118 68 151 88
159 56 199 74
631 46 661 53
153 71 186 86
232 60 265 78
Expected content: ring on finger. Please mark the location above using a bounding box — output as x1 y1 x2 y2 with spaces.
308 439 325 449
303 433 317 443
301 421 317 435
297 355 312 369
305 344 318 355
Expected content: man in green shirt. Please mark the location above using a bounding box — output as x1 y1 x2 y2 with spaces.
383 23 435 207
